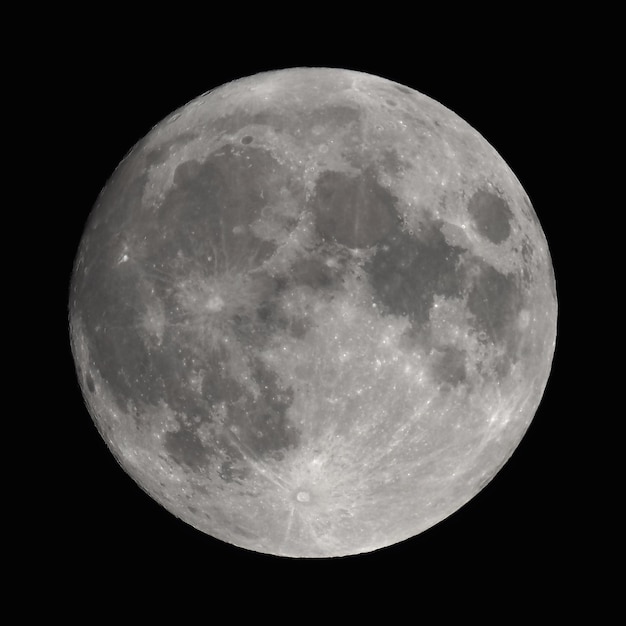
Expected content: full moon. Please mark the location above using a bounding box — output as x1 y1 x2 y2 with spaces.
69 68 557 557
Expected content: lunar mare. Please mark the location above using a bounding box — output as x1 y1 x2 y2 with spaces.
69 68 557 557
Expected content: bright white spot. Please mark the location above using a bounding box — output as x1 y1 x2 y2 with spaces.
206 295 224 312
518 309 531 329
297 491 310 503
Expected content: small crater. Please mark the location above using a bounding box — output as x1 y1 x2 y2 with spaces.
241 135 254 144
296 491 310 503
386 99 397 107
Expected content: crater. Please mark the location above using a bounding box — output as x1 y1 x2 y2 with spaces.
467 189 513 244
296 491 310 503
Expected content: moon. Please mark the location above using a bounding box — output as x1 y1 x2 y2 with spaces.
69 67 557 558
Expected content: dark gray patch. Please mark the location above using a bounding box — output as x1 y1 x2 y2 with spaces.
156 144 284 271
386 99 397 107
467 189 513 244
224 357 298 459
256 299 286 326
379 149 403 176
432 346 467 386
366 219 466 327
241 135 254 144
310 169 399 248
288 317 310 339
187 505 198 514
494 352 515 379
231 313 262 346
200 347 245 407
85 373 95 393
75 285 165 410
71 144 305 415
467 263 523 345
164 427 209 470
256 295 310 339
290 257 337 289
394 85 413 95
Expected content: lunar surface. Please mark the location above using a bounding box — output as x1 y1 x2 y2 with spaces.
69 68 557 557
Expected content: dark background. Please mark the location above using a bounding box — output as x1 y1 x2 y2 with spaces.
40 13 600 610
